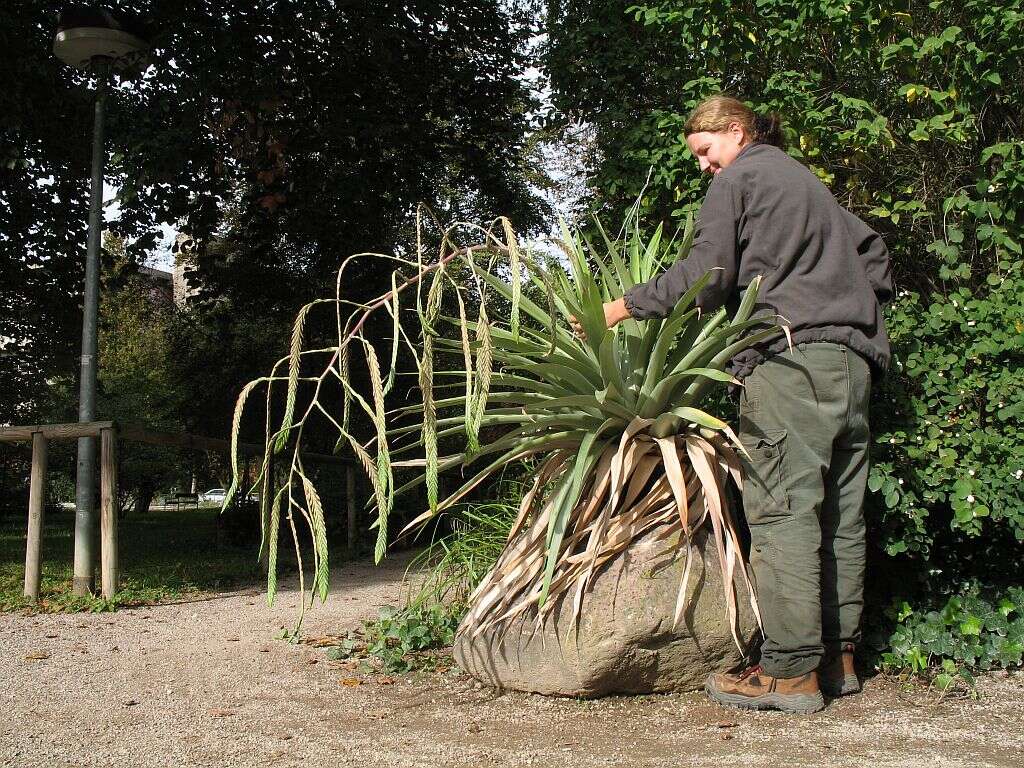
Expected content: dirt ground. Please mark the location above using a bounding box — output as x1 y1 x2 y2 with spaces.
2 553 1022 768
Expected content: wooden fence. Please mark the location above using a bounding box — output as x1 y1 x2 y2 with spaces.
0 421 355 601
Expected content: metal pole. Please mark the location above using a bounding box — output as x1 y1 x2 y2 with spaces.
72 61 109 596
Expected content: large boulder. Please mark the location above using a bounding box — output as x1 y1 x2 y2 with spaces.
453 524 759 697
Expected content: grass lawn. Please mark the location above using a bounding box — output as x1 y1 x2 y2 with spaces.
0 506 265 613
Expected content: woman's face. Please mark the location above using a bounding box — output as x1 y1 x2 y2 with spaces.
686 121 750 176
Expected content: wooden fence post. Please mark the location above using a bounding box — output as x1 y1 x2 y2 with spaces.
23 431 48 600
100 427 118 600
346 464 356 553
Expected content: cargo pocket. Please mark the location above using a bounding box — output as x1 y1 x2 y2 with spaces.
739 428 790 527
739 377 760 415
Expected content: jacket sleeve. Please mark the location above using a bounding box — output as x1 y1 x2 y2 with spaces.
623 176 743 319
841 207 893 305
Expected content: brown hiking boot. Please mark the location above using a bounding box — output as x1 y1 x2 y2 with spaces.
705 664 824 714
819 643 861 697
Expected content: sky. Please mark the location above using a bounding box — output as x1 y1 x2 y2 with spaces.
102 181 177 271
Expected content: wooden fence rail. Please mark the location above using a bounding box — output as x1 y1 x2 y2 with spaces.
0 421 355 602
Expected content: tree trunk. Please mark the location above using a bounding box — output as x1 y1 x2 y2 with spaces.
134 480 154 516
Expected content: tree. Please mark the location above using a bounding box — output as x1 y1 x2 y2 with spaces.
0 3 94 424
36 234 189 513
2 1 550 434
542 1 1022 293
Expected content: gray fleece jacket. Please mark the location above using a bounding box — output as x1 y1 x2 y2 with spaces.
623 142 893 382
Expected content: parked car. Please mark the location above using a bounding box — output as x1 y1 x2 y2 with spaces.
200 488 227 504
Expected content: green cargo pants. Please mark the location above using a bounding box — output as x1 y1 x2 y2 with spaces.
737 342 871 678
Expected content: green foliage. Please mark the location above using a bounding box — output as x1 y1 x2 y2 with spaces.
543 0 1024 664
405 497 520 611
363 604 460 673
868 261 1024 560
0 2 90 425
546 1 1024 294
326 487 520 673
98 239 189 507
881 586 1024 690
4 1 547 440
328 603 461 674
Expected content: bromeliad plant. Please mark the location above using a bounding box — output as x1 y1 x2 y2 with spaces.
227 208 783 645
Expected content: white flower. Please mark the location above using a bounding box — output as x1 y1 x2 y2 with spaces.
890 437 897 444
898 478 904 485
968 469 975 476
968 320 976 327
952 300 958 308
966 494 975 503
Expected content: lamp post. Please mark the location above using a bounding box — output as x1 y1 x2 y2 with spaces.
53 9 149 596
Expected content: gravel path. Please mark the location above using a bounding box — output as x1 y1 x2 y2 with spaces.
2 554 1022 768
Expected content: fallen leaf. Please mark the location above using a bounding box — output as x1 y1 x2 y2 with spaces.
44 633 58 639
277 733 293 741
720 733 733 741
715 720 739 729
226 637 240 642
304 635 345 648
123 699 139 707
377 676 396 686
258 646 271 653
306 658 319 665
339 678 362 687
207 708 236 717
24 651 50 660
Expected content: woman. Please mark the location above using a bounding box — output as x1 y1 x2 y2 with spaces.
575 95 892 713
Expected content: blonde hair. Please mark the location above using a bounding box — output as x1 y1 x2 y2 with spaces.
683 95 784 148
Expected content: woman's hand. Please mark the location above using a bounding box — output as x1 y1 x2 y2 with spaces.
569 298 632 341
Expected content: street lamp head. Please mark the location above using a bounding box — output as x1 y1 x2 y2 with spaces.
53 6 151 71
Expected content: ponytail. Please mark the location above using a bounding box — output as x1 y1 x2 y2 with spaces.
752 112 784 148
684 95 787 150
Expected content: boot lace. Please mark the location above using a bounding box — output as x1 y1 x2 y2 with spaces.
737 664 763 681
